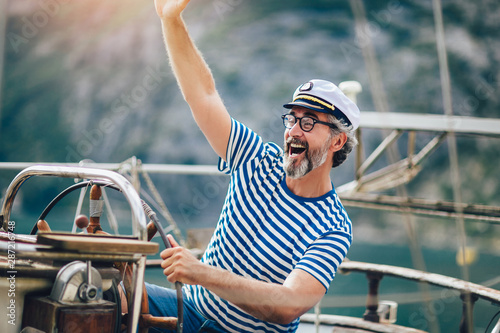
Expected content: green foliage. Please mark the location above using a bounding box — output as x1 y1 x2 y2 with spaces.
1 0 500 224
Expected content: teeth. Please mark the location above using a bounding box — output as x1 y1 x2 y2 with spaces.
289 142 306 158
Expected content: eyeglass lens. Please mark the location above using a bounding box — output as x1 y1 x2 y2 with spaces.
283 115 314 132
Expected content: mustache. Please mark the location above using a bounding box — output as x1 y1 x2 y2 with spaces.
285 137 309 149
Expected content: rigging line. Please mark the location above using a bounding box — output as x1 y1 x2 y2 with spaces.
138 159 185 247
431 0 472 330
118 158 185 246
431 0 469 281
100 186 120 235
139 188 174 234
349 0 428 284
348 0 389 114
481 275 500 289
349 2 439 331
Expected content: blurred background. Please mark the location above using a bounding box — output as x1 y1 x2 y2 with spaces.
1 0 500 331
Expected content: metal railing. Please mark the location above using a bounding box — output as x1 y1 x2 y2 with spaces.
339 261 500 332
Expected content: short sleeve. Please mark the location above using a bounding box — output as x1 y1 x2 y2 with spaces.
295 232 352 291
218 118 265 175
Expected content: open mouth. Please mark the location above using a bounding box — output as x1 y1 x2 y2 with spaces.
288 142 307 158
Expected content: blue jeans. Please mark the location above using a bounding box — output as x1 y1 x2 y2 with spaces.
145 283 226 333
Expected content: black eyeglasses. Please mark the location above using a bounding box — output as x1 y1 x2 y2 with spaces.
281 114 336 132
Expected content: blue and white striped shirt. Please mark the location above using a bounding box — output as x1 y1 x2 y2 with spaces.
185 119 352 332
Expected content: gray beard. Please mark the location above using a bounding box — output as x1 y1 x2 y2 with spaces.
283 138 330 179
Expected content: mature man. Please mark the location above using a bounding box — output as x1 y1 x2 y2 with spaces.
148 0 360 332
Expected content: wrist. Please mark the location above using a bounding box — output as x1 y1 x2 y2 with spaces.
161 15 185 31
196 264 226 289
160 14 180 24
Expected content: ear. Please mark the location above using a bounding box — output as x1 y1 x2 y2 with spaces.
329 132 347 153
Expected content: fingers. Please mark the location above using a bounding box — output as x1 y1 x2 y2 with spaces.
160 247 174 260
160 248 185 283
159 234 179 259
163 266 176 283
167 234 179 247
159 239 181 281
160 249 176 281
154 0 191 19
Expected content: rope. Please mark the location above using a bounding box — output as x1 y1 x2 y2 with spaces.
72 185 89 233
138 159 185 247
101 186 120 234
432 0 472 330
349 1 439 331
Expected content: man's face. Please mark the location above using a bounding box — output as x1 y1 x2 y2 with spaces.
283 107 333 179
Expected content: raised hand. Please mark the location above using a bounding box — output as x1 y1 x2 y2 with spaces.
154 0 191 19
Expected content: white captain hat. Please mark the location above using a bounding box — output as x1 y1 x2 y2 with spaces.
283 79 360 130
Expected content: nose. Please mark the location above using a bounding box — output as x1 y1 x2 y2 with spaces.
288 120 304 137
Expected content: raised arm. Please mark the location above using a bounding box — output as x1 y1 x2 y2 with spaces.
155 0 231 159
